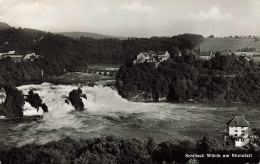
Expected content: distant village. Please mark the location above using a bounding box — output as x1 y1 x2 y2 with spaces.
133 48 260 67
0 51 40 62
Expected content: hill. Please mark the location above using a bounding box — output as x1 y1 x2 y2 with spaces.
0 22 11 30
201 38 257 52
59 31 117 39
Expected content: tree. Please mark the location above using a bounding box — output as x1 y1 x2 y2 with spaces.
208 35 214 38
0 86 25 117
196 136 221 153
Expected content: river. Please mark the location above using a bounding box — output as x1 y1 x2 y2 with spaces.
0 83 259 151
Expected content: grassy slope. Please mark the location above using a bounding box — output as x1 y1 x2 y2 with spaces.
201 38 258 51
45 72 114 85
58 32 115 39
0 22 11 30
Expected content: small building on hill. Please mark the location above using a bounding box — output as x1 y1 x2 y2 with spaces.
133 51 170 67
24 53 40 61
224 115 250 147
0 87 6 104
0 51 23 62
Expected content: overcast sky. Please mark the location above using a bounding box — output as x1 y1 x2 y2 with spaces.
0 0 259 37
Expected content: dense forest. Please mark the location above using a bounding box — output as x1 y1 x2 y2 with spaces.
117 49 260 103
0 135 259 163
0 27 203 87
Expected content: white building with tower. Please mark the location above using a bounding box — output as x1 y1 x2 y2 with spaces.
224 115 250 147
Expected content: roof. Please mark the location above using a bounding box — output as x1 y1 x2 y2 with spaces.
227 116 250 127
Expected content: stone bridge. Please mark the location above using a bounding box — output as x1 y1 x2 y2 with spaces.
86 69 118 77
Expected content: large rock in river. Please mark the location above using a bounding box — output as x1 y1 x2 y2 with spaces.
68 88 86 111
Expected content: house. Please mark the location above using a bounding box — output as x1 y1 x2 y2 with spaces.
133 51 170 67
199 51 214 60
157 51 170 61
0 51 23 62
133 51 157 64
0 87 6 104
224 115 250 147
24 53 40 61
221 52 232 56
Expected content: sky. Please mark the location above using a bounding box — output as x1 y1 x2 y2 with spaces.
0 0 259 37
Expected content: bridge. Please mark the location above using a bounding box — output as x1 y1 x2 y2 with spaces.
85 68 119 77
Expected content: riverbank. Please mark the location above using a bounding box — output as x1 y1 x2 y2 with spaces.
0 135 259 164
45 72 116 86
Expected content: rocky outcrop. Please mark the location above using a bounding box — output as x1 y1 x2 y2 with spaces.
26 90 48 113
68 88 87 111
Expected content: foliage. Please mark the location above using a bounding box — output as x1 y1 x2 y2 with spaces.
252 128 260 138
0 136 259 164
0 86 24 117
117 52 260 103
0 28 203 87
237 47 256 52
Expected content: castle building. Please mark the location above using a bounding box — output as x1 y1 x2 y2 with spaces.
224 115 250 147
133 51 170 68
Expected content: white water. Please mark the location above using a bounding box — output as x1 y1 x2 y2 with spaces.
0 83 259 149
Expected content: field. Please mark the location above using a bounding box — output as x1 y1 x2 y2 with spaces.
252 57 260 63
201 38 259 52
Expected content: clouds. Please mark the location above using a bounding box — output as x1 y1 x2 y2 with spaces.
94 1 154 13
188 7 235 21
172 7 235 22
0 0 259 37
119 1 154 12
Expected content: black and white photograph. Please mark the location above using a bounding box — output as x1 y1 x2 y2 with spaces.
0 0 259 163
